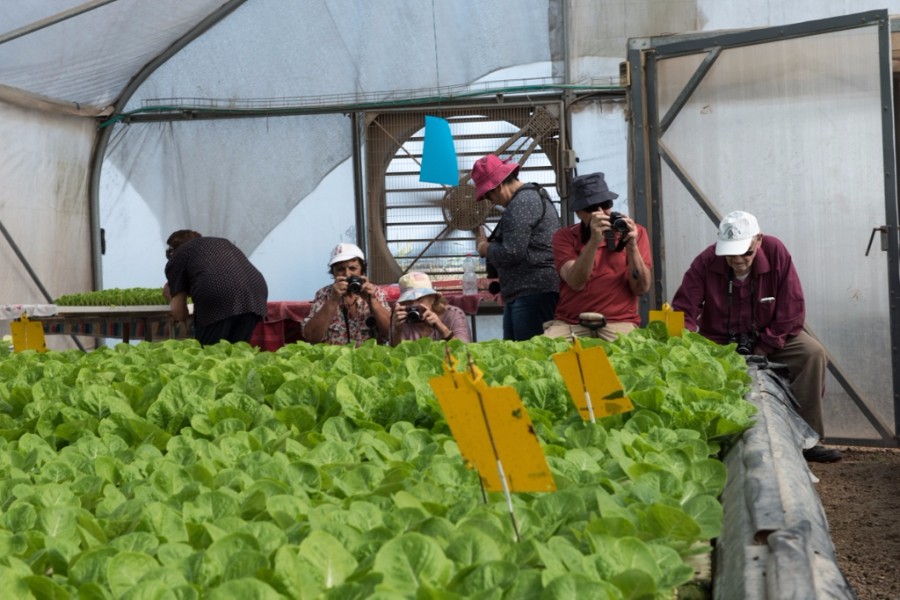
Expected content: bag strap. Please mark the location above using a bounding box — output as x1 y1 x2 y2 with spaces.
488 182 553 242
520 182 550 221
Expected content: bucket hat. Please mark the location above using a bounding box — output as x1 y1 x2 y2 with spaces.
397 271 438 302
569 172 619 212
328 242 365 266
716 211 760 256
471 155 520 201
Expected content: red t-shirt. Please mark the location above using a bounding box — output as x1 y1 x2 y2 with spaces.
552 223 653 324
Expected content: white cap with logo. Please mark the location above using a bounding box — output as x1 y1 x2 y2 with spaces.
328 242 365 266
716 211 760 256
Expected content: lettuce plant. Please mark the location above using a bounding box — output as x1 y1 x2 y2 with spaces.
0 323 754 598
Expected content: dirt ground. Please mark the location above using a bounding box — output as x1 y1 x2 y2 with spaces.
808 446 900 600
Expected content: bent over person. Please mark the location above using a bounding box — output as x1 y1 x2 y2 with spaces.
165 230 268 345
670 210 841 463
544 172 652 341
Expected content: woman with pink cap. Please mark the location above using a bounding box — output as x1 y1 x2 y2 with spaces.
471 154 560 341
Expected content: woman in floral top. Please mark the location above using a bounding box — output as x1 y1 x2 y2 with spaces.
302 243 391 345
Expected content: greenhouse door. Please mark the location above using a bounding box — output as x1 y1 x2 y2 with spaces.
629 10 899 446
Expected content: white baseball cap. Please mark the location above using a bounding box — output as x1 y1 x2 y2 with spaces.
716 211 760 256
328 242 365 266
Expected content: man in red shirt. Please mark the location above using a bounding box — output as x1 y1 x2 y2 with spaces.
671 210 841 463
544 172 653 341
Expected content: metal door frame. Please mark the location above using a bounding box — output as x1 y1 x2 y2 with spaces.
628 10 900 446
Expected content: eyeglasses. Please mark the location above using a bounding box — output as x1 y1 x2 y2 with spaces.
583 200 614 213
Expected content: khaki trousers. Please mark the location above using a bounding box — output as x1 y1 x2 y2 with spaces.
543 320 636 342
768 330 827 438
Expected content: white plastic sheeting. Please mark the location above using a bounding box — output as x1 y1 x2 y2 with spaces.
103 0 558 265
0 0 231 112
0 101 94 306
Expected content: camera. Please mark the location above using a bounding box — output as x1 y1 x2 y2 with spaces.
345 275 365 294
485 259 501 294
406 305 424 324
609 211 630 234
485 258 498 280
729 332 758 356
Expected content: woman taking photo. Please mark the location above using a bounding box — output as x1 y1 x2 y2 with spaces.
390 272 471 345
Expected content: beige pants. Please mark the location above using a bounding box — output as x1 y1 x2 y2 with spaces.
768 330 827 438
543 320 636 342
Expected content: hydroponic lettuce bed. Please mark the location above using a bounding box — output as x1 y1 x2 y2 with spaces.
0 325 756 598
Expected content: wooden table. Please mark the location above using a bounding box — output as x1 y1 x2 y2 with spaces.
36 306 193 343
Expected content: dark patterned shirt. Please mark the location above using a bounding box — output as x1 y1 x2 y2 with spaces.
485 184 561 302
165 237 268 328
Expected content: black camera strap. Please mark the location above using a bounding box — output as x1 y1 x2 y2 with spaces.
340 303 353 345
726 271 757 338
341 299 381 346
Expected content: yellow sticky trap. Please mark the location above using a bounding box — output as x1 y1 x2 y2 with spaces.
10 313 47 353
430 356 556 493
649 302 685 337
552 337 633 421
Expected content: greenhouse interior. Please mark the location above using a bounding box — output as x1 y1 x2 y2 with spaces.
1 1 899 598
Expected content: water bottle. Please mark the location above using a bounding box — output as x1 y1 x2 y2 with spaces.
462 254 478 296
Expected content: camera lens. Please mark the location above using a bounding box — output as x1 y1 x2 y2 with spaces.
346 275 363 294
609 212 630 234
406 306 422 324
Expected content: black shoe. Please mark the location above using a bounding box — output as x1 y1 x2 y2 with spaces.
803 445 843 463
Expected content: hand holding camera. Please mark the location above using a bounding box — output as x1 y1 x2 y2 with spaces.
405 305 425 324
598 211 632 252
395 303 430 327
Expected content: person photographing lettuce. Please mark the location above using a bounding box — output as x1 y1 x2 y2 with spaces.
303 242 391 345
390 272 471 345
671 210 841 463
543 172 652 341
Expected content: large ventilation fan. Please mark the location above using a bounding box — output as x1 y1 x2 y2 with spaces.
365 104 564 286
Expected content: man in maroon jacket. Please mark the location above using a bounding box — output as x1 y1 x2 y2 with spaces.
671 210 841 463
